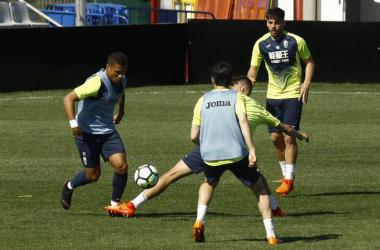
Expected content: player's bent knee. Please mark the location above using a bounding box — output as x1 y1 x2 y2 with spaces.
87 173 101 182
284 135 297 145
251 179 268 196
115 162 128 174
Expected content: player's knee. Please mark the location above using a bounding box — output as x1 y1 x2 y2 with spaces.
87 171 101 182
284 135 297 146
251 179 268 196
270 132 282 143
115 162 128 174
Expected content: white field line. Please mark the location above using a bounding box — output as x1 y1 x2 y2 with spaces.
0 90 379 101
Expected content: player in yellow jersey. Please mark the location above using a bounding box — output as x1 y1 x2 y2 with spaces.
247 7 315 195
109 76 308 223
191 62 283 245
193 75 309 243
61 52 130 211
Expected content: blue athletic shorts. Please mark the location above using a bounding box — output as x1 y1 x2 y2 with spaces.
203 156 260 188
182 147 206 174
266 98 303 133
74 131 126 168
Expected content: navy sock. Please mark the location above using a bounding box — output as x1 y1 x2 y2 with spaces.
111 172 128 203
70 170 91 188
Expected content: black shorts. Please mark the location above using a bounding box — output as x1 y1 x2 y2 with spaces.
182 147 206 174
266 98 303 133
203 156 260 188
74 131 126 167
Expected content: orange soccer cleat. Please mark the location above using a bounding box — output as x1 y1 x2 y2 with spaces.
276 179 294 196
193 220 205 242
268 237 284 245
104 202 136 218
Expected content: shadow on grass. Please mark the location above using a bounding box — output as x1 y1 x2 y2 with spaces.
287 191 380 198
285 211 347 217
69 211 247 218
222 234 342 243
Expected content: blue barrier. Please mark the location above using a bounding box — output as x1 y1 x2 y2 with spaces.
37 9 128 27
32 4 215 26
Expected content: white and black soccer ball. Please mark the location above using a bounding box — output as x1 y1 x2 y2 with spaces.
134 164 159 189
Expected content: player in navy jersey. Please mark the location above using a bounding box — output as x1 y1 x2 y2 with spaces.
61 52 130 212
248 7 315 195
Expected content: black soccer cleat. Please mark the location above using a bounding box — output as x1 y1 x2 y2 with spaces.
61 180 74 210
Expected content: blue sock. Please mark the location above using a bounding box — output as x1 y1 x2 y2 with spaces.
111 172 128 203
70 170 91 188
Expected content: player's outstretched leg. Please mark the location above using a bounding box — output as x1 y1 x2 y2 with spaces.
106 160 194 217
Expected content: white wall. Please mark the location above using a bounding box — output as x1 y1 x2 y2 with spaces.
303 0 316 21
273 0 294 20
318 0 345 21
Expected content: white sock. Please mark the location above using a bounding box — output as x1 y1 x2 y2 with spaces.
269 194 278 210
131 190 148 209
263 219 276 239
67 181 74 190
279 161 286 176
196 205 208 226
285 164 296 180
110 200 119 207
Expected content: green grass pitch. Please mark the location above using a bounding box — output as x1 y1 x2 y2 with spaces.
0 83 379 249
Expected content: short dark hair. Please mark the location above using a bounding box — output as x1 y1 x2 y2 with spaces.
210 62 233 86
231 75 252 96
265 7 285 21
107 52 128 66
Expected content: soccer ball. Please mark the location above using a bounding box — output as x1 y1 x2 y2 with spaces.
134 164 159 189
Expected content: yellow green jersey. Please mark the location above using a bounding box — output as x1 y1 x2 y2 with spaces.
250 31 311 99
244 95 280 133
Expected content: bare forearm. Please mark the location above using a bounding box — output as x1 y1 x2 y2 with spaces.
277 123 309 141
191 124 200 146
238 114 255 152
304 57 315 84
247 66 258 83
63 93 77 120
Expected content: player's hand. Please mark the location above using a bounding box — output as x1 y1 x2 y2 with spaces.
113 113 124 124
248 151 257 168
249 77 257 87
296 82 310 103
298 133 309 142
72 126 83 137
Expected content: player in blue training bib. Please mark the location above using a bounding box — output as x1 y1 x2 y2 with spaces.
61 52 130 214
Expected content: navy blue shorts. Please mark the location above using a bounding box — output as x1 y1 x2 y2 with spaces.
182 147 206 174
75 131 126 168
266 98 303 133
203 156 260 188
